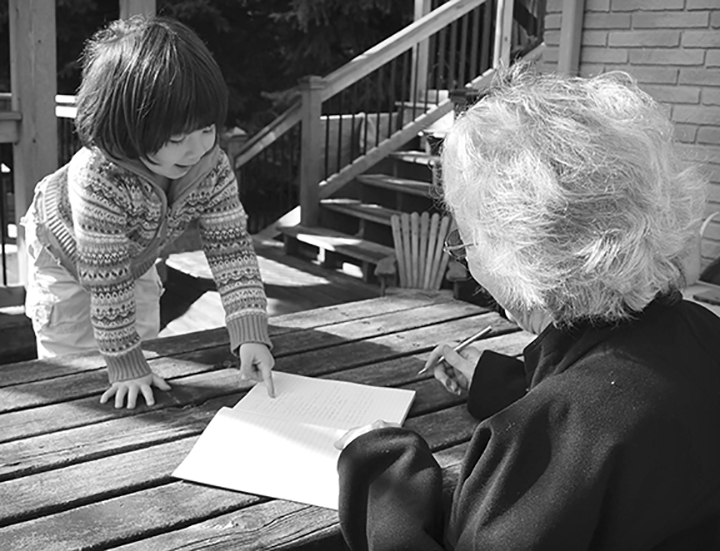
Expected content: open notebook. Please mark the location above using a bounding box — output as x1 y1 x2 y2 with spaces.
172 371 416 509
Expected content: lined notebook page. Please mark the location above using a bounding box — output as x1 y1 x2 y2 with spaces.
233 371 416 429
173 371 416 509
173 407 342 508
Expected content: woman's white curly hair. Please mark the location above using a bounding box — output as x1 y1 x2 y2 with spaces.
441 63 707 325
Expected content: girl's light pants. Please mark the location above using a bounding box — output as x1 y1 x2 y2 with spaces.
22 219 162 358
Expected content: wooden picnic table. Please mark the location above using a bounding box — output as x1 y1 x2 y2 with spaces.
0 290 534 550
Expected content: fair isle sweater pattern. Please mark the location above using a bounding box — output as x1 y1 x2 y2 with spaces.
35 146 271 383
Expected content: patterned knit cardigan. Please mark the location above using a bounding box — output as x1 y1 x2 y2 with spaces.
32 146 271 383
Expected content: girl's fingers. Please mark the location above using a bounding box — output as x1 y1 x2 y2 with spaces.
140 385 155 407
126 387 139 409
262 367 276 398
100 387 116 404
153 375 171 391
114 386 127 409
239 362 261 383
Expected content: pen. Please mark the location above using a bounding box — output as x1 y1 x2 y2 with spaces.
417 326 493 375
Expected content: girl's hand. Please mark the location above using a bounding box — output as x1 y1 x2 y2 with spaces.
422 343 482 395
100 372 171 409
334 420 401 451
238 343 276 398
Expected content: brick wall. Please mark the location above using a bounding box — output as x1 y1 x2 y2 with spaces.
540 0 720 271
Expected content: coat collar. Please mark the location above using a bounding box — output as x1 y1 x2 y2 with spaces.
521 289 683 388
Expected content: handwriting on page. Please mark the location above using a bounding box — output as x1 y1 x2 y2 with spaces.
234 371 410 430
175 372 416 509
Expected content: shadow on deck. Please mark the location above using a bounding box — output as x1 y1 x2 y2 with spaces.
0 237 379 365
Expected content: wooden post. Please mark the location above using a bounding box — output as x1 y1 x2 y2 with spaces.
493 0 515 68
119 0 156 19
411 0 432 102
9 0 57 286
298 76 325 227
558 0 585 75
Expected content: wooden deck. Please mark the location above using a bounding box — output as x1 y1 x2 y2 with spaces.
0 236 379 365
0 291 530 550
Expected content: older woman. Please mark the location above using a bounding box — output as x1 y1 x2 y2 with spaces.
335 64 720 550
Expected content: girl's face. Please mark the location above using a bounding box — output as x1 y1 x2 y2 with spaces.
142 125 216 180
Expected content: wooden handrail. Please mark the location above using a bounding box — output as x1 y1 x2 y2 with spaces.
323 0 488 101
319 41 544 201
233 99 301 169
233 0 489 170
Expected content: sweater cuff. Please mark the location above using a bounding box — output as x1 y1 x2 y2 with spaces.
227 312 272 355
105 346 153 383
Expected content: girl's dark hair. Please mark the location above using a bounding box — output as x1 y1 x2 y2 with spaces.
75 16 228 160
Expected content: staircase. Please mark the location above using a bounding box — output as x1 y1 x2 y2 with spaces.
236 0 546 292
279 131 445 284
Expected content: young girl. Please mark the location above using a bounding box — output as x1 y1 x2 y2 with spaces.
21 16 275 409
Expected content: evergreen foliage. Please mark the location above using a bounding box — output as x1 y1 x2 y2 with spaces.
0 0 411 132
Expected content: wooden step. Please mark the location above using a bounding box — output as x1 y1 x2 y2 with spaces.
279 224 394 266
321 198 399 226
389 150 440 167
357 174 435 198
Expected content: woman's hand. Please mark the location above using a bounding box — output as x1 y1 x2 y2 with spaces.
422 343 482 395
334 420 401 451
100 372 171 409
238 343 276 398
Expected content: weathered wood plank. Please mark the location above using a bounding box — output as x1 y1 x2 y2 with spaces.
268 299 487 357
2 436 471 551
0 294 533 551
0 330 532 482
0 400 475 527
356 173 434 197
280 224 395 265
321 198 400 226
274 312 518 380
0 313 524 442
0 300 490 413
0 393 237 482
0 370 244 444
0 375 451 483
331 329 535 389
0 291 456 387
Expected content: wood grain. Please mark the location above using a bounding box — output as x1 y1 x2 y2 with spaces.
0 294 531 550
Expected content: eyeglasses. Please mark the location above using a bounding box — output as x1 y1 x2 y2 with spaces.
443 228 476 262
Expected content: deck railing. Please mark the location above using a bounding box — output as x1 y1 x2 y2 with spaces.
234 0 545 233
0 95 79 290
0 0 545 299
